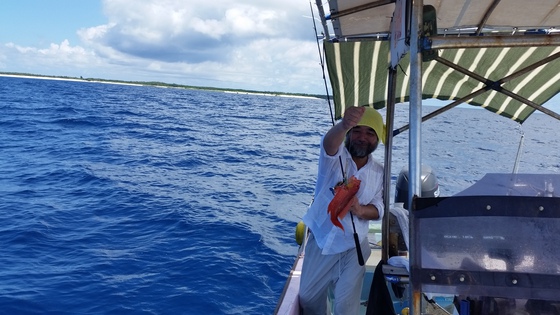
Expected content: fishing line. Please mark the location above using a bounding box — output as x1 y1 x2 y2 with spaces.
512 125 525 174
310 2 364 265
309 1 336 127
309 1 347 180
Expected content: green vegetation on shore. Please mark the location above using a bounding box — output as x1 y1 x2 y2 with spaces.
0 71 327 100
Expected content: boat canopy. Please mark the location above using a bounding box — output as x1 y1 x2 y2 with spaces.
318 0 560 123
326 0 560 38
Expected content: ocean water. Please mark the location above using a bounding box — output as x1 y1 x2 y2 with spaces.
1 76 559 314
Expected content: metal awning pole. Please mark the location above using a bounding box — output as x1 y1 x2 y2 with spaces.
382 68 397 262
429 34 560 49
314 0 330 40
409 0 423 314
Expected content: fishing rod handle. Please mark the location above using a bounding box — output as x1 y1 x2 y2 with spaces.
353 232 365 266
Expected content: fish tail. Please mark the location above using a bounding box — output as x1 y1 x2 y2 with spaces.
337 200 353 220
330 204 345 230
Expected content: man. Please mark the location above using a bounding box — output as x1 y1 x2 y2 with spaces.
299 106 385 314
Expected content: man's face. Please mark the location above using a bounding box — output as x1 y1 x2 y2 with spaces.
345 125 378 158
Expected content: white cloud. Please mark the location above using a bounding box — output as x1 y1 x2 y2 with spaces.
4 40 96 67
1 0 327 94
83 0 311 61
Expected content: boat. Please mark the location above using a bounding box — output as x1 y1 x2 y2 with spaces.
276 0 560 314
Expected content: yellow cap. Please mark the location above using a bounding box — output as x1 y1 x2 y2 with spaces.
356 107 386 144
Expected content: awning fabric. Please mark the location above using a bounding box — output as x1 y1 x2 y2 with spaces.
325 40 560 123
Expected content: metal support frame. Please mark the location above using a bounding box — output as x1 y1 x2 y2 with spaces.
475 0 502 35
315 0 330 40
434 53 560 121
393 49 560 137
409 0 424 312
382 68 398 262
428 34 560 49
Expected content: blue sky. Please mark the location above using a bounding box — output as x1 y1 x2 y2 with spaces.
1 1 105 47
0 0 324 94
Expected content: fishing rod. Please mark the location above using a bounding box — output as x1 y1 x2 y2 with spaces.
310 1 364 266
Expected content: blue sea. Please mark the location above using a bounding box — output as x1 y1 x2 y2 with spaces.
1 76 559 314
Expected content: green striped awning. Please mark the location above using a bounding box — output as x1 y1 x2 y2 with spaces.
325 41 560 123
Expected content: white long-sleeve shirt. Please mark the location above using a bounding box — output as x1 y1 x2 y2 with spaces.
303 139 384 255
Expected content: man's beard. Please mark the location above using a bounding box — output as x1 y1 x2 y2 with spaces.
345 140 377 158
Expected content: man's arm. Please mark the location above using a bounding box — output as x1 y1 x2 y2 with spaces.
323 107 365 156
349 198 380 220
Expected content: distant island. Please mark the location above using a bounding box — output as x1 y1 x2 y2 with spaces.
0 71 327 100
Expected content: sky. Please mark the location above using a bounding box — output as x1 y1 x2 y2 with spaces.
0 0 326 94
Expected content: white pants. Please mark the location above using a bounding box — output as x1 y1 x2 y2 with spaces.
299 233 371 315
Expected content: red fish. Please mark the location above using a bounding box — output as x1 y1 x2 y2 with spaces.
327 176 361 230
